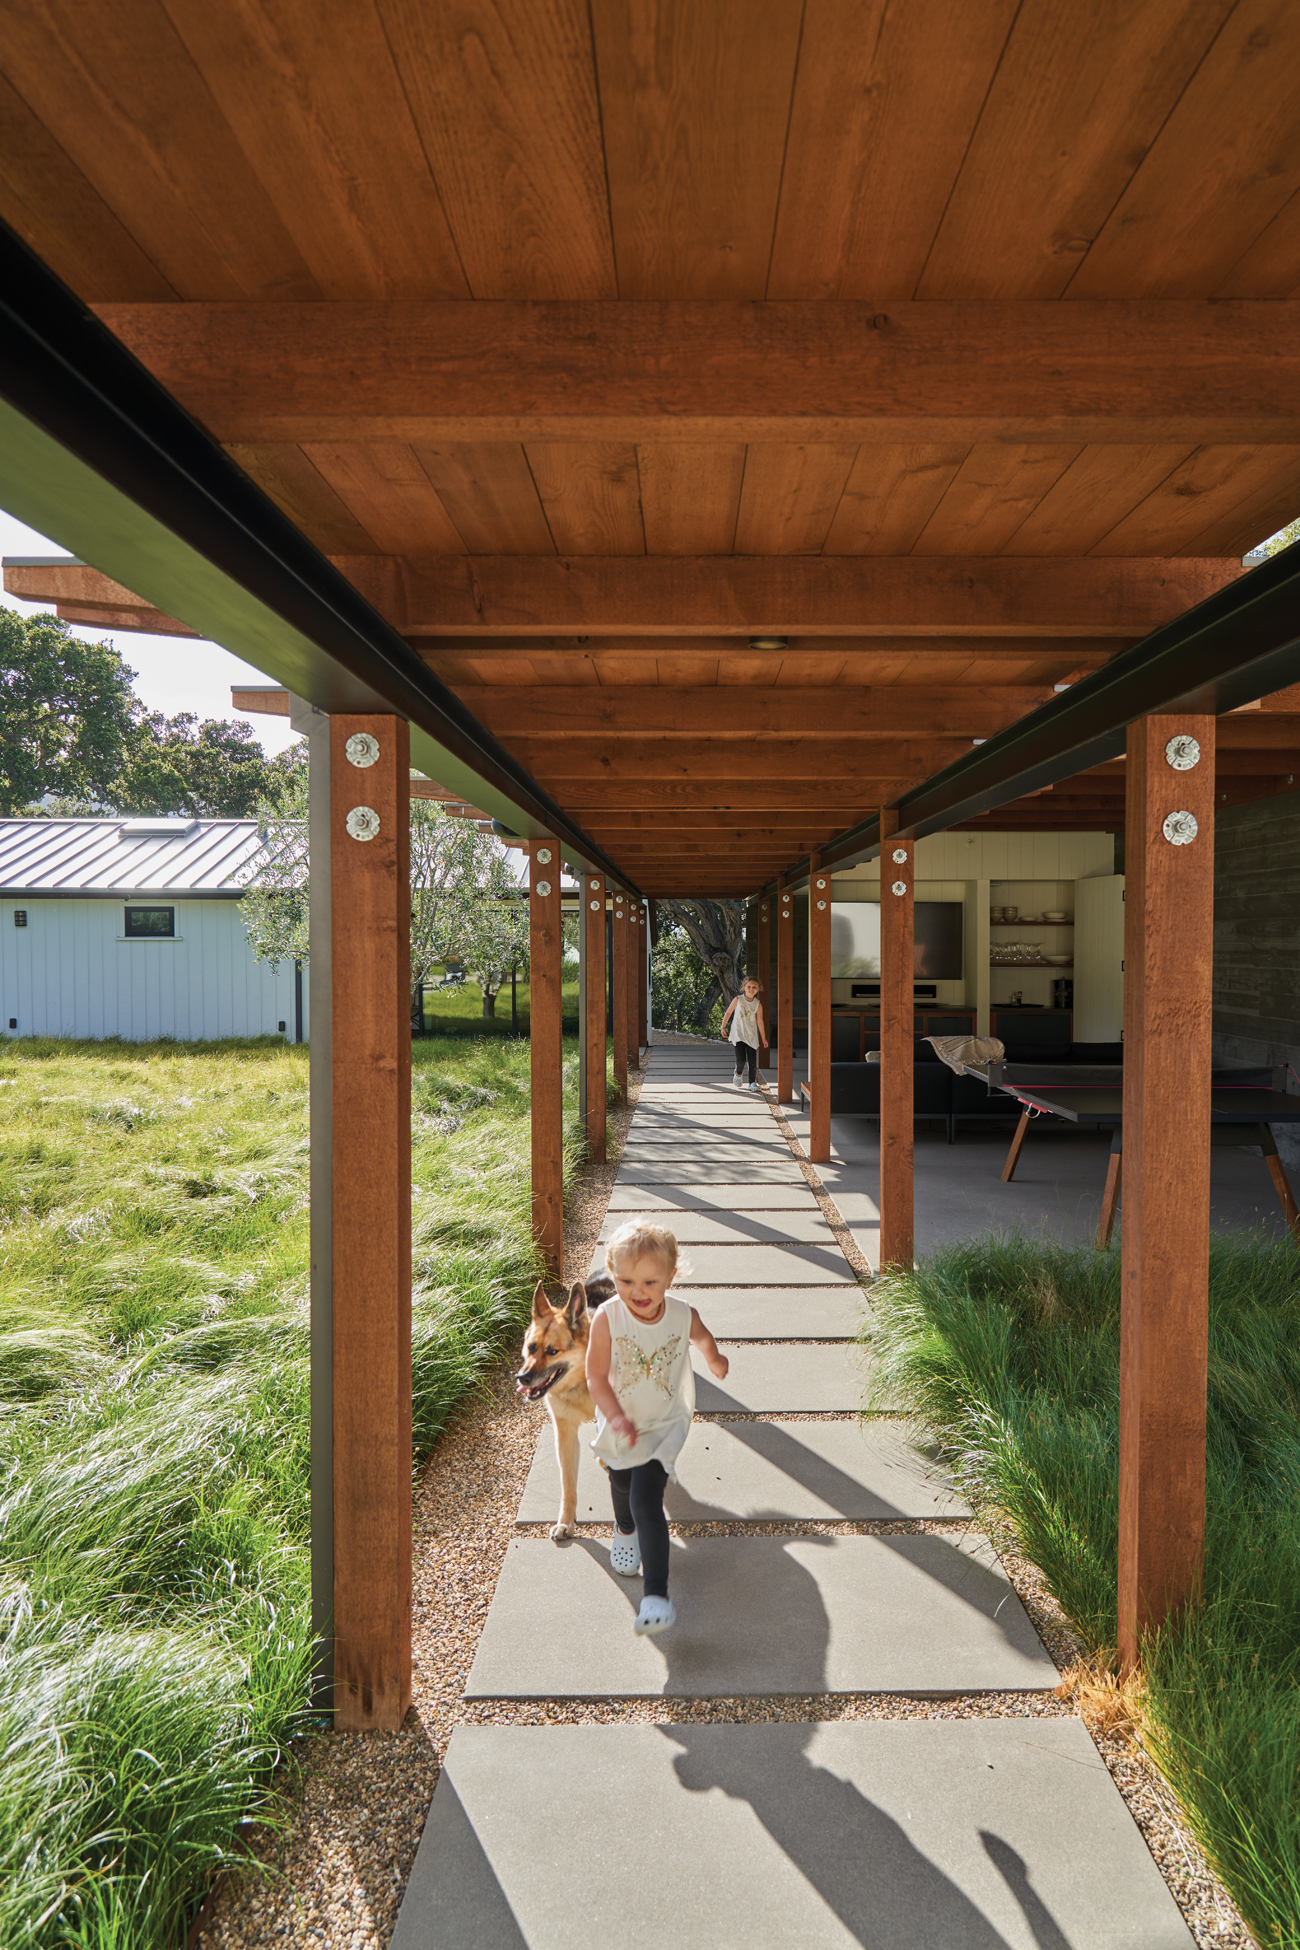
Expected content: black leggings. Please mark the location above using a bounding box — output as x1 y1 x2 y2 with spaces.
733 1039 757 1083
607 1460 670 1598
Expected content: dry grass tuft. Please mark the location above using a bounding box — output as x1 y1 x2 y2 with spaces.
1055 1651 1146 1744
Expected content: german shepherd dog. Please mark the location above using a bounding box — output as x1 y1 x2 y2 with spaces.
515 1272 614 1538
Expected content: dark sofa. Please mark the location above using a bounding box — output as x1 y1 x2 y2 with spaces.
809 1035 1130 1142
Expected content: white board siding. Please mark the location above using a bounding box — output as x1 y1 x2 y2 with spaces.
1 899 308 1043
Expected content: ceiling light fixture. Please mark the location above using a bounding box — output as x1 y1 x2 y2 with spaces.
748 636 787 651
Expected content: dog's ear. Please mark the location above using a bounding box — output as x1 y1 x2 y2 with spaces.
565 1281 588 1328
530 1280 556 1322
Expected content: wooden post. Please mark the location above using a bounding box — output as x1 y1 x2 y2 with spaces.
612 887 628 1098
331 713 411 1732
809 854 832 1163
1118 713 1215 1672
529 838 564 1279
757 894 772 1069
637 901 649 1055
627 899 641 1070
777 877 793 1104
584 873 607 1164
879 810 915 1270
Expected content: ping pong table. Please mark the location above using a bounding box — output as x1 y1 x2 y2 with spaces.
966 1062 1300 1248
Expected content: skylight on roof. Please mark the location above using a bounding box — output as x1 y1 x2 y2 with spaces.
118 818 200 837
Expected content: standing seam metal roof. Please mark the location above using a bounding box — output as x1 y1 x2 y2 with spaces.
0 819 266 893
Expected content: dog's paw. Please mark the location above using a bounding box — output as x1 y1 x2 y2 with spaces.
551 1519 575 1540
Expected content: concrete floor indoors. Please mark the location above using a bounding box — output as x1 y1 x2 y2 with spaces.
780 1103 1299 1274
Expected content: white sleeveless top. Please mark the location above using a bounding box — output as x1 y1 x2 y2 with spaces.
589 1293 696 1475
729 995 762 1046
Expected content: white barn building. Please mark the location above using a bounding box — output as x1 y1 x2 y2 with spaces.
0 817 308 1043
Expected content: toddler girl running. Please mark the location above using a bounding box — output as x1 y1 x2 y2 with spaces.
720 977 766 1091
586 1221 729 1635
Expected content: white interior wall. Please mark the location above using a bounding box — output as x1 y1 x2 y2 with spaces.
829 832 1114 1018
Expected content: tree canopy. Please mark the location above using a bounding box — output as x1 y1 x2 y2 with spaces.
0 608 299 817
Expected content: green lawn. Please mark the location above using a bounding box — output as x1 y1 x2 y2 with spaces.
866 1235 1300 1949
0 1032 586 1949
420 964 581 1038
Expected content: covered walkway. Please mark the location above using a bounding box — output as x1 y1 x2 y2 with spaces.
392 1044 1192 1949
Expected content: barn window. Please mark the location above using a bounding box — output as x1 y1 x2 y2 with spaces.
124 905 175 938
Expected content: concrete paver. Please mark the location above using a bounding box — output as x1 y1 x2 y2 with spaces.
614 1160 808 1183
638 1240 856 1284
607 1182 821 1210
393 1720 1193 1950
518 1417 970 1524
678 1287 867 1340
692 1341 879 1413
465 1532 1058 1698
598 1209 835 1245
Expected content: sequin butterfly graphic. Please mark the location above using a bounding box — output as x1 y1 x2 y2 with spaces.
614 1334 682 1399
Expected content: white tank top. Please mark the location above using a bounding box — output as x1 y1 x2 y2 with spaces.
589 1293 696 1475
729 995 762 1045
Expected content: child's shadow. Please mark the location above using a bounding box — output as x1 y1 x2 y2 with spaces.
581 1531 835 1697
663 1721 1019 1948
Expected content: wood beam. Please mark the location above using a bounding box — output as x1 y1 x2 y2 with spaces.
521 738 972 779
808 862 832 1162
96 301 1300 445
878 812 915 1272
330 713 411 1733
4 556 1238 640
550 783 918 810
584 872 607 1167
777 880 793 1108
453 687 1053 738
369 555 1240 640
1118 715 1216 1672
612 888 628 1100
528 839 564 1279
637 902 648 1059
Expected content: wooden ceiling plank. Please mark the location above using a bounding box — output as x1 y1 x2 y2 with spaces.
650 654 727 688
1215 186 1300 299
375 0 615 299
919 0 1233 299
769 653 851 686
733 443 859 554
227 443 380 553
591 0 804 299
303 442 466 554
1070 0 1300 299
822 446 969 554
637 444 746 555
451 685 1051 736
514 654 602 686
768 0 1016 300
94 299 1300 444
591 655 664 686
1004 444 1197 556
912 443 1084 556
1174 460 1300 557
408 443 556 554
1090 447 1300 556
525 442 646 554
159 0 468 299
2 0 321 299
0 72 177 301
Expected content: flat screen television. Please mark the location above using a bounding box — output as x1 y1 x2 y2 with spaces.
830 901 963 980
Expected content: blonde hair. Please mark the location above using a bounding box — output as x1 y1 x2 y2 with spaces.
603 1220 680 1280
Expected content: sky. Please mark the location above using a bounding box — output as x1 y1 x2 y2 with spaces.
1 508 302 756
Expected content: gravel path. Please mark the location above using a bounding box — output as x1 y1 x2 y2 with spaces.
198 1044 1256 1950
